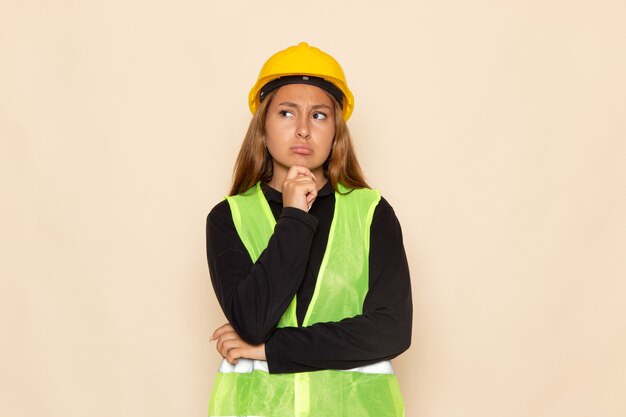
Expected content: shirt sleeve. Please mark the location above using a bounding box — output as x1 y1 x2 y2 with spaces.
206 201 318 344
264 198 413 373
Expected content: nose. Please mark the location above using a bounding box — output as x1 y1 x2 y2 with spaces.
296 118 311 139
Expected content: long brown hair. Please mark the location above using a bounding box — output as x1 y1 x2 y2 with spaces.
229 89 370 196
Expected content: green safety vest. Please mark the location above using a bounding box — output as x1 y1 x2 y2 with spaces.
209 182 405 417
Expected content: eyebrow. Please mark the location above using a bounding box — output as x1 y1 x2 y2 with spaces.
278 101 332 110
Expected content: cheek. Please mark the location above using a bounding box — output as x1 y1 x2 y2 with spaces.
264 129 291 162
265 115 292 136
319 126 336 155
264 121 282 149
265 139 280 158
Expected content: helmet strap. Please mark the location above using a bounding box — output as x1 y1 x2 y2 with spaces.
259 75 344 110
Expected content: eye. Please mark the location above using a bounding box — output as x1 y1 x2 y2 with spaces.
279 110 294 118
312 112 327 120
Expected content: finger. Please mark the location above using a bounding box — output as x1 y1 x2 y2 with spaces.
286 165 311 178
212 323 232 340
288 175 316 184
286 165 315 180
284 177 317 192
212 323 234 341
217 339 237 358
296 172 317 181
306 184 318 201
283 178 317 194
216 331 240 353
226 348 242 364
217 336 242 357
212 328 223 341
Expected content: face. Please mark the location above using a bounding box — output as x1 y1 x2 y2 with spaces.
264 83 336 181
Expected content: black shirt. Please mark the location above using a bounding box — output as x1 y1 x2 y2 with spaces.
206 181 412 373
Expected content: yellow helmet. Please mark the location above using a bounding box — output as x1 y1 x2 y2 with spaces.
248 42 355 121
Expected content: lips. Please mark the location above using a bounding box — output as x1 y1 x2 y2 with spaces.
291 146 313 155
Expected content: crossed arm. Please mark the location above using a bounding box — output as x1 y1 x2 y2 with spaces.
206 182 412 373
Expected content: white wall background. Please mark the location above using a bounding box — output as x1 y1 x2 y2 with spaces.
1 1 625 416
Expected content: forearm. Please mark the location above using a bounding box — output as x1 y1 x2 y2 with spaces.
265 197 413 373
265 305 412 373
207 204 317 344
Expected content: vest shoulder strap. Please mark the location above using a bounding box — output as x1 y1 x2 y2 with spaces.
225 183 276 262
303 185 381 325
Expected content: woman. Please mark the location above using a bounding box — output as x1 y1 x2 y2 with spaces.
206 42 412 417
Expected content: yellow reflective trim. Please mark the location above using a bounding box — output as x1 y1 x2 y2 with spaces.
294 372 310 417
302 197 338 327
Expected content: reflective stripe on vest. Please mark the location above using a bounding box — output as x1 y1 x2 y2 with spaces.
209 183 404 417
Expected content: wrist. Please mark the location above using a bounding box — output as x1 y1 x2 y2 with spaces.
253 344 267 361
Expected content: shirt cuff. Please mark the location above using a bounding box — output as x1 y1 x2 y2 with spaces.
265 333 280 373
265 331 296 373
280 207 318 231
